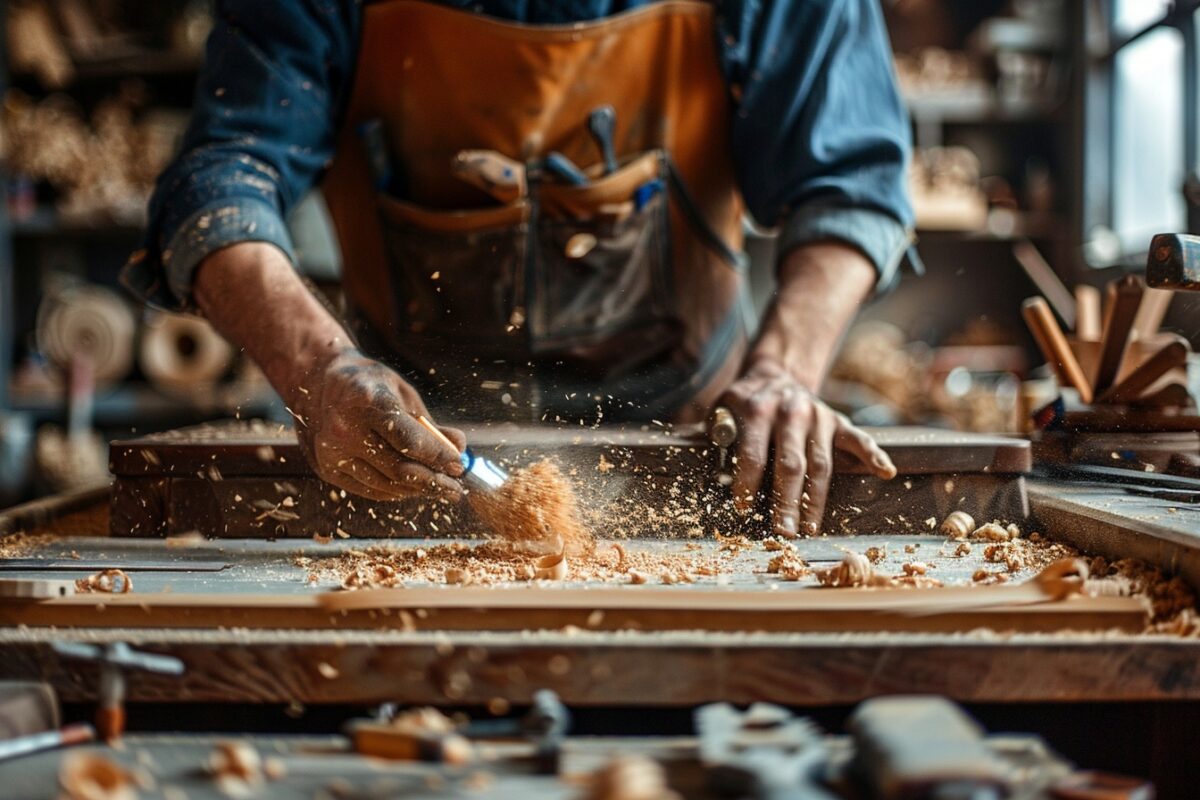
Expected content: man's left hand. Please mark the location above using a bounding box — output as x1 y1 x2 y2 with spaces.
719 357 896 537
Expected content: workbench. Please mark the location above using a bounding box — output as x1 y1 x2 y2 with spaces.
1 425 1199 794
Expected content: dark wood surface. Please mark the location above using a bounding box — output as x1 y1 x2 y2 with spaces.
109 422 1032 477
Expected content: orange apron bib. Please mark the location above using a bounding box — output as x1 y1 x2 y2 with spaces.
323 0 747 423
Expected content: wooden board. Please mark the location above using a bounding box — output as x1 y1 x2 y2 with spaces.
107 423 1031 538
109 422 1032 478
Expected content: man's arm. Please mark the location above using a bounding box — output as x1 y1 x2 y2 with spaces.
127 2 464 501
719 243 896 537
195 243 464 501
718 0 913 535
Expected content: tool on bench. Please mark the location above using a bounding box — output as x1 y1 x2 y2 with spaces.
588 105 619 175
0 724 94 763
352 690 569 774
708 406 738 449
544 151 589 186
51 642 185 742
1035 462 1200 503
695 702 837 799
847 696 1010 800
451 149 526 203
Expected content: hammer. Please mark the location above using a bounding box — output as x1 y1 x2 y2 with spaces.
1147 232 1200 291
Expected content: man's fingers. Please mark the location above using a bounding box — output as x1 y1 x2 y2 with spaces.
770 394 809 538
800 404 837 536
330 460 400 502
833 414 897 479
374 411 465 477
728 389 777 512
439 425 468 452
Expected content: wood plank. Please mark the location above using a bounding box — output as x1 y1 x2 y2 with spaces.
108 423 1031 478
1029 480 1200 591
2 628 1198 706
0 584 1147 634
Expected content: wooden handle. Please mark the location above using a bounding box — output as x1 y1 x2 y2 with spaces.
1097 341 1188 404
1093 275 1144 394
1021 296 1094 403
1133 382 1192 409
1132 287 1173 341
1074 285 1101 341
708 406 737 448
415 414 459 451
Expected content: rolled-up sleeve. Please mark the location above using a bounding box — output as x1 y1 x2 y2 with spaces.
123 0 359 310
720 0 916 289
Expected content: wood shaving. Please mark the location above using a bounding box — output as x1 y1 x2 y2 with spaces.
816 552 888 588
953 542 972 557
59 752 138 800
767 552 810 581
583 754 679 800
208 741 265 798
939 511 974 540
75 569 133 594
902 561 929 576
973 522 1014 542
534 546 568 581
864 546 887 564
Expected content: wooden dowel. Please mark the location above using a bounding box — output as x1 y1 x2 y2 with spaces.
1022 296 1094 403
1013 241 1076 328
1094 275 1144 394
1074 285 1102 341
1132 287 1173 341
415 414 459 451
1098 341 1188 404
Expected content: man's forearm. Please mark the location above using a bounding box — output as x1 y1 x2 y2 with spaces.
749 242 877 390
194 242 351 410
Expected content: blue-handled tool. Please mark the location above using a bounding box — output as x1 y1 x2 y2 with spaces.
460 448 509 492
544 151 589 186
587 105 619 175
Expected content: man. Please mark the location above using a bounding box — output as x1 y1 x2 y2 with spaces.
125 0 914 537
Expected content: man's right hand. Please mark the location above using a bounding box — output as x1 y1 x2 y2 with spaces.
192 242 465 504
290 350 467 502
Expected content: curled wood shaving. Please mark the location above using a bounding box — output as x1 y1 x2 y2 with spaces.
534 547 568 581
815 552 890 588
75 569 133 594
864 546 887 564
767 552 810 581
1032 557 1089 600
939 511 974 540
628 570 649 585
901 561 929 576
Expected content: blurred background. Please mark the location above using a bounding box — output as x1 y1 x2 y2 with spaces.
0 0 1196 504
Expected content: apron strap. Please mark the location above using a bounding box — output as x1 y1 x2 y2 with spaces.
666 157 750 273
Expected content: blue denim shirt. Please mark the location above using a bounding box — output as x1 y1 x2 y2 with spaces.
125 0 915 310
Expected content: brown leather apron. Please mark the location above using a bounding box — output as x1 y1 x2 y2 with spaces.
323 0 748 423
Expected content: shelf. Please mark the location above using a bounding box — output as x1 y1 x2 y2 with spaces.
10 51 202 85
8 208 144 240
9 382 283 426
906 88 1059 124
916 211 1065 243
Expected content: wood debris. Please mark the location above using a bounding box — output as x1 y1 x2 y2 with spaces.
583 754 679 800
75 569 133 594
59 752 139 800
816 552 889 588
468 459 592 552
207 741 270 798
939 510 974 540
767 552 810 581
973 522 1014 542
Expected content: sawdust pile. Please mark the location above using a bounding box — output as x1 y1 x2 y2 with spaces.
300 540 728 588
0 531 60 558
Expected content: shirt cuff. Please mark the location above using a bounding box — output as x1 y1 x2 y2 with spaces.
163 198 297 305
122 198 297 311
776 203 918 292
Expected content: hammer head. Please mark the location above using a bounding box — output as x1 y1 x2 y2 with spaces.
1147 233 1200 291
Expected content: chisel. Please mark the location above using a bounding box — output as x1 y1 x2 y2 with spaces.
544 151 589 186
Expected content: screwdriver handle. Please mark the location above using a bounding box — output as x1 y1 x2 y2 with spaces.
587 105 619 175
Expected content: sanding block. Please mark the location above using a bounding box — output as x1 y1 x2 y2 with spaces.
847 695 1011 799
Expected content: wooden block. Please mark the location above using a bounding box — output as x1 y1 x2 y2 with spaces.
1094 276 1144 394
1022 297 1093 402
1074 285 1101 341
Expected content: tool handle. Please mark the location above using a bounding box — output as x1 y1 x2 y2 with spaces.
587 105 619 174
1097 340 1188 404
708 406 738 448
1021 297 1094 403
544 152 589 186
1094 275 1143 393
451 149 526 203
1147 232 1200 290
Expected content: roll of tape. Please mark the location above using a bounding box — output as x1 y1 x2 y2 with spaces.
139 311 234 392
35 284 136 386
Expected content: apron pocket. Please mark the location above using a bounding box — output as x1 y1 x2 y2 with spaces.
531 152 676 355
376 195 529 345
